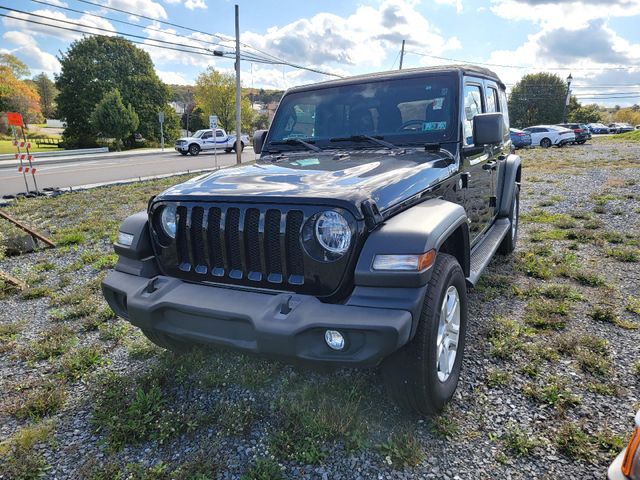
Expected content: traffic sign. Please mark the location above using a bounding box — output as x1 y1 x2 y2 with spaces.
158 111 165 123
7 112 23 126
209 115 218 130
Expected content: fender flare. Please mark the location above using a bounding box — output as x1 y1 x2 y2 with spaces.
354 198 469 289
497 153 522 217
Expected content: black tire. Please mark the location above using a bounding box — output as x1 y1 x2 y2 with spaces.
188 143 201 156
382 254 468 416
540 138 551 148
225 148 232 153
179 151 188 156
233 142 245 153
498 185 519 254
577 140 586 145
141 329 191 353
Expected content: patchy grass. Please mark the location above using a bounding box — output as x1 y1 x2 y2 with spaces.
13 380 67 420
523 376 580 411
501 423 541 457
487 369 511 388
376 432 425 468
590 305 639 330
61 345 108 380
240 458 284 480
524 298 569 331
555 422 595 460
20 285 53 300
606 247 640 262
21 325 78 361
626 296 640 316
214 398 258 436
487 317 525 359
0 421 54 480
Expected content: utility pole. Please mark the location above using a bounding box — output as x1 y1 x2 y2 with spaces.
234 4 242 165
399 40 405 70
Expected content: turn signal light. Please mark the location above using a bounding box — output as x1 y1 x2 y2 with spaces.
372 250 436 271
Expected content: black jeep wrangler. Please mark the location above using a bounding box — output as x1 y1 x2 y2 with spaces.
102 65 521 415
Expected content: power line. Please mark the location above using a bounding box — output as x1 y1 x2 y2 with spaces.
406 50 639 71
0 6 222 54
0 13 224 57
29 0 226 49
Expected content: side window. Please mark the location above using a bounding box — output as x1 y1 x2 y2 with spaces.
499 89 510 132
486 87 499 113
216 130 224 137
202 131 212 139
463 84 483 146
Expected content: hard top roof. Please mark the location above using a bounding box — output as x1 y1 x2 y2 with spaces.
286 64 505 93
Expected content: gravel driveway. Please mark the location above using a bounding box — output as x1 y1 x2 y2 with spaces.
1 138 639 479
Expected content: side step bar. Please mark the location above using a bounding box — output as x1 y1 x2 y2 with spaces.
467 218 511 286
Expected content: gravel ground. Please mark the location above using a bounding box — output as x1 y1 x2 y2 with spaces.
0 138 639 480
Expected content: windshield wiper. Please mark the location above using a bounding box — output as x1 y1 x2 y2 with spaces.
270 138 322 152
329 134 398 150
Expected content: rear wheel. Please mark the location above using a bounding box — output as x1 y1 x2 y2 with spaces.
188 143 201 156
233 142 245 153
382 253 468 415
540 137 552 148
142 329 191 353
225 148 232 153
498 185 519 254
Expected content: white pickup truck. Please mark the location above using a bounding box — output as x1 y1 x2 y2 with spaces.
174 129 249 156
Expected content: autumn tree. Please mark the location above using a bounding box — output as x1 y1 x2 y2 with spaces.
91 89 139 149
0 66 42 126
194 68 255 133
0 53 30 79
508 73 567 127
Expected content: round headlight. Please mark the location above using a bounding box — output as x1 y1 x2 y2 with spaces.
315 211 351 254
160 204 177 238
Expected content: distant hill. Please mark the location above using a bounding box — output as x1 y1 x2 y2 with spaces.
168 85 284 106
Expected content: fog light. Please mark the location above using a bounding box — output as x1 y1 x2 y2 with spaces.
117 231 134 246
325 330 345 351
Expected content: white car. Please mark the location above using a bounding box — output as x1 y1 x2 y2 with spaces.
522 125 576 148
175 128 249 156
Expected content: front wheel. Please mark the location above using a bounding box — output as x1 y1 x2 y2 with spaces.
188 144 201 156
382 253 468 415
540 137 552 148
498 185 519 254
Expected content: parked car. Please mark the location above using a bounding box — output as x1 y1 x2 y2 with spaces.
608 410 639 480
587 123 611 134
102 65 522 415
608 123 634 134
557 123 591 144
174 128 249 156
509 128 532 148
522 125 575 147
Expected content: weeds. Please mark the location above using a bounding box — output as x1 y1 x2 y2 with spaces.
22 325 77 361
61 345 107 380
487 317 525 359
377 432 425 468
524 376 580 411
0 421 53 480
240 458 284 480
555 422 594 460
501 423 541 457
14 381 66 420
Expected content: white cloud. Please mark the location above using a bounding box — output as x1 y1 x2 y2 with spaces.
106 0 167 20
2 31 60 74
184 0 207 9
241 0 461 70
157 70 190 84
46 0 69 6
2 9 116 41
140 23 222 67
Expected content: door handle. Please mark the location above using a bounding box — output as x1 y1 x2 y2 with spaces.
483 161 497 171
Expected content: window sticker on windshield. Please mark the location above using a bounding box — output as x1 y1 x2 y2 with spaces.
290 158 320 167
422 122 447 131
432 98 444 110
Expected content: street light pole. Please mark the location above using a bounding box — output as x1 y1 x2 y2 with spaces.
562 73 573 123
234 4 242 165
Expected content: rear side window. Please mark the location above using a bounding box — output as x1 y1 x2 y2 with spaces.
486 87 499 113
463 84 483 145
498 89 509 133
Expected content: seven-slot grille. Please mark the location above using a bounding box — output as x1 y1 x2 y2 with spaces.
170 204 306 286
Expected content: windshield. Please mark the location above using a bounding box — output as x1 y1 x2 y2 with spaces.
265 73 458 151
193 130 208 138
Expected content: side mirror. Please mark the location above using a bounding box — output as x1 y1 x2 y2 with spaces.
472 113 504 145
253 130 268 155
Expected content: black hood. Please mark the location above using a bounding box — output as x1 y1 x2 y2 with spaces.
156 147 458 219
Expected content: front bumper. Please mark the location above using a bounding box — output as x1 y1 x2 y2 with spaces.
102 271 413 367
175 145 188 152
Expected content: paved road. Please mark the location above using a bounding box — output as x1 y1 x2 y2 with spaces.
0 149 257 197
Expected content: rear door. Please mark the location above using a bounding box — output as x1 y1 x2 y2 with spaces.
461 78 493 243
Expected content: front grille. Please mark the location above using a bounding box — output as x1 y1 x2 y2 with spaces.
171 203 305 286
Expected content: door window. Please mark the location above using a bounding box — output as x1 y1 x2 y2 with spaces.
486 87 499 113
201 131 213 139
463 84 484 146
216 130 224 137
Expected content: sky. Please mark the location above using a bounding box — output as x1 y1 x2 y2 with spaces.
2 0 640 106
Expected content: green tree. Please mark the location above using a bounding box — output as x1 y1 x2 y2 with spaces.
251 112 270 131
194 67 254 133
566 96 602 124
56 36 171 147
32 73 58 119
90 89 139 149
0 53 30 79
508 73 567 127
182 106 207 133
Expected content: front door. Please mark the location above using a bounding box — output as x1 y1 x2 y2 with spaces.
460 81 494 243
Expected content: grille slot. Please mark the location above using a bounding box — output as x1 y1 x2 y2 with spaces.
171 204 305 286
